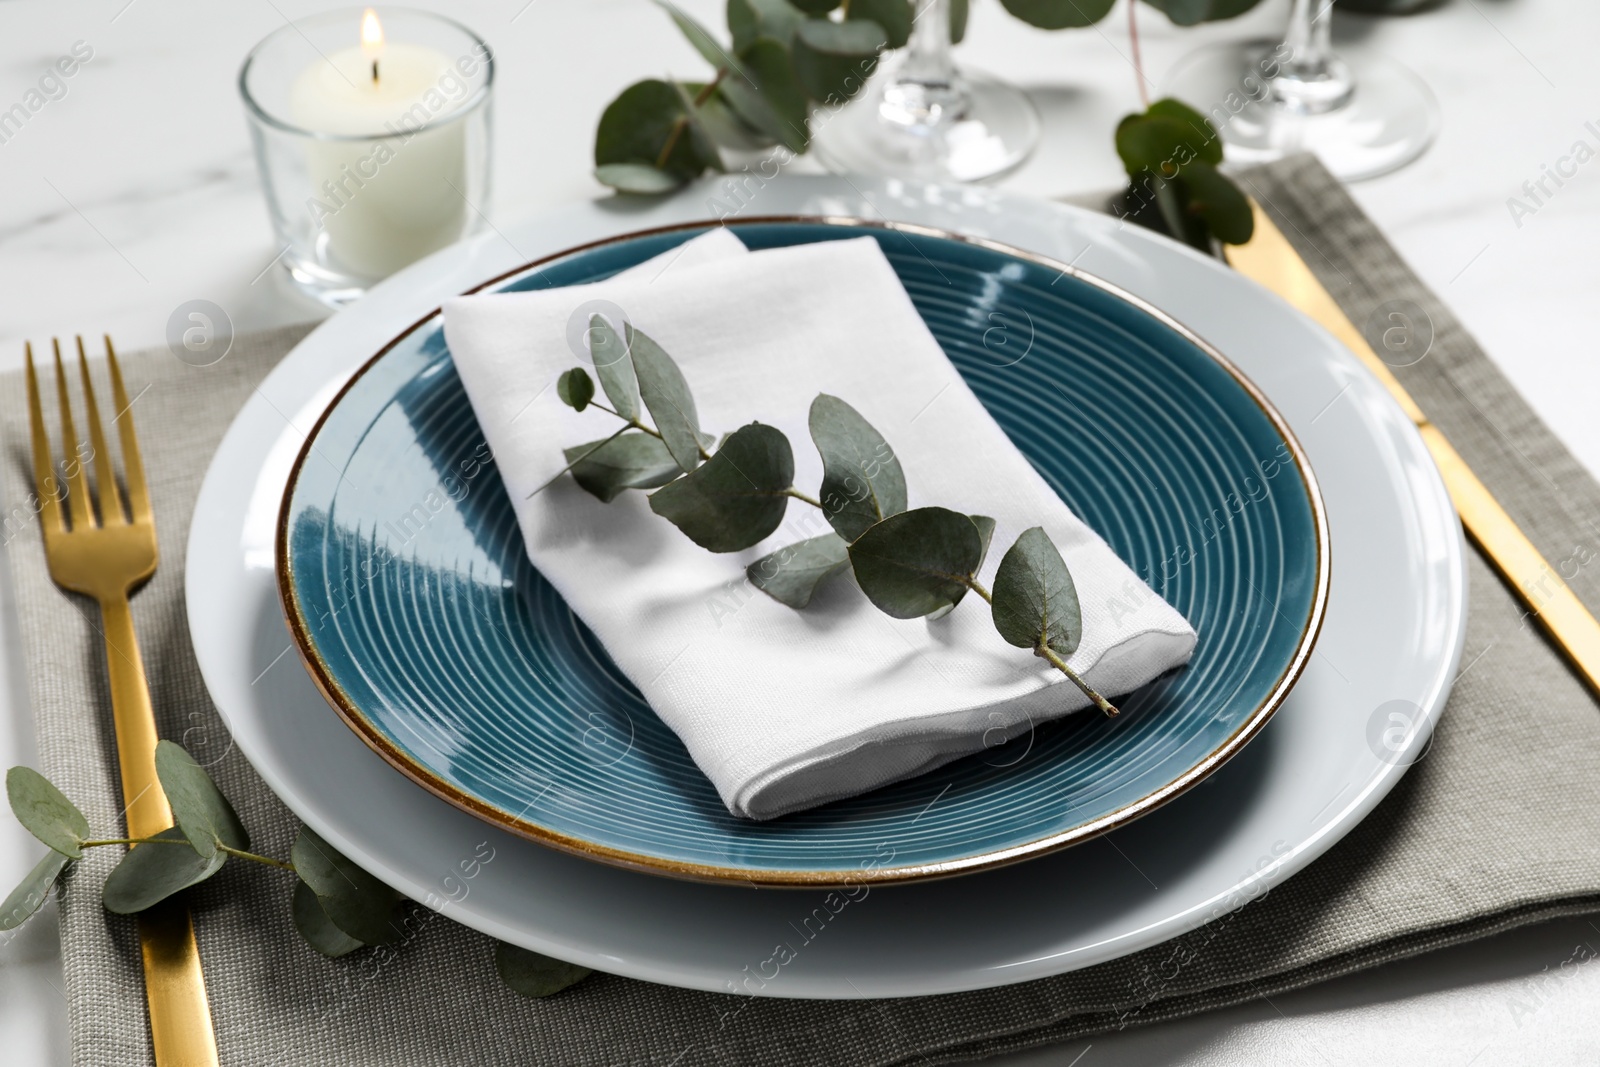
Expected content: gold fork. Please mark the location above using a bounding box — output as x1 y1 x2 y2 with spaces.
25 336 219 1065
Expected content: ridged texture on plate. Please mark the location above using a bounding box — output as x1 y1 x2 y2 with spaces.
282 224 1321 879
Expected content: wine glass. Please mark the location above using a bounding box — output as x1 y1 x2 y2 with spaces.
1161 0 1438 181
811 0 1040 183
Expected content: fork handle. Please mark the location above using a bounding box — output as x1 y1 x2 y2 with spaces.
100 595 171 839
100 594 221 1065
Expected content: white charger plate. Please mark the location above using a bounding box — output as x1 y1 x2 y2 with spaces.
187 176 1466 998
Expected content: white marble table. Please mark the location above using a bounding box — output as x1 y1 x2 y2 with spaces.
2 0 1597 1062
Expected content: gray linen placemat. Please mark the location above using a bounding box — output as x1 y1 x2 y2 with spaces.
6 154 1600 1066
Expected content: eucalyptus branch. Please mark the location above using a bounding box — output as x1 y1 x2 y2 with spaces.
550 326 1123 718
3 754 592 998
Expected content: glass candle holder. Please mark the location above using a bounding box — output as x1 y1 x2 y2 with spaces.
240 8 494 306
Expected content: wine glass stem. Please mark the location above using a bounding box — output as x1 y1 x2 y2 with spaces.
877 0 971 132
1272 0 1354 114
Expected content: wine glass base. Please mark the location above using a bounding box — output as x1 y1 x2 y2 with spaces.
1163 39 1439 182
812 68 1041 184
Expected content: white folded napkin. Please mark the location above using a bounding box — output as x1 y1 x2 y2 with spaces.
442 231 1196 820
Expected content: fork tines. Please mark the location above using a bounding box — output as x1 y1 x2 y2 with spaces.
24 335 151 533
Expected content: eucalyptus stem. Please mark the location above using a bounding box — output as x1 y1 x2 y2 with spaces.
963 577 993 604
218 844 297 872
653 70 728 170
655 119 687 172
624 416 713 460
80 836 171 848
1127 0 1150 108
575 399 661 442
1038 645 1119 717
785 487 823 509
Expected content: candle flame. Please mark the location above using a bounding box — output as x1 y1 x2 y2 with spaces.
360 8 384 59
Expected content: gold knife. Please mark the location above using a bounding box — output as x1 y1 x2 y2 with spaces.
1227 202 1600 698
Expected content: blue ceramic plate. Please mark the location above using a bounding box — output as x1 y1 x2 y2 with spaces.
278 219 1328 887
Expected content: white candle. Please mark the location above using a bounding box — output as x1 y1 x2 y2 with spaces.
288 9 471 279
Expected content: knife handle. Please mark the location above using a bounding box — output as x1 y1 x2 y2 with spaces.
1228 201 1600 701
1420 424 1600 693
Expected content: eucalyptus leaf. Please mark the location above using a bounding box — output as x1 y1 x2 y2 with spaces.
649 422 794 552
1146 98 1223 165
792 19 886 103
809 394 906 541
1115 100 1222 177
925 518 994 617
721 38 810 152
627 324 705 473
1115 115 1200 177
747 532 850 608
688 83 777 150
594 163 684 194
102 827 226 915
949 0 970 43
1177 160 1254 245
990 526 1082 656
789 0 843 13
557 367 595 412
0 851 69 931
594 79 711 182
1152 177 1204 251
848 507 983 619
292 880 365 959
495 940 595 998
291 826 404 946
970 514 997 571
6 766 89 859
999 0 1117 29
849 0 913 49
656 0 739 72
587 314 639 422
729 0 806 50
564 432 684 503
154 739 249 861
1140 0 1264 26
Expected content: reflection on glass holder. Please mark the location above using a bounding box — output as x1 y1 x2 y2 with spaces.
239 8 494 307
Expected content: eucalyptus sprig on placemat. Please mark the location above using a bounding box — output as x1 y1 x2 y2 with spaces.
545 315 1119 714
0 749 591 999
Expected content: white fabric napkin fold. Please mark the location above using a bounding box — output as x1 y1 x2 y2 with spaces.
442 231 1196 820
